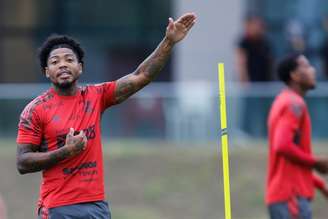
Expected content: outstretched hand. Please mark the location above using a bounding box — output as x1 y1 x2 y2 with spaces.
165 12 197 44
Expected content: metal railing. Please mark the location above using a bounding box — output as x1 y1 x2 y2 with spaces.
1 82 328 142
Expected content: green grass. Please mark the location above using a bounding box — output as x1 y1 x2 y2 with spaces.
114 206 166 219
2 139 328 219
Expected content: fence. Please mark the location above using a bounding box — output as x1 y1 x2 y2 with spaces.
1 82 328 143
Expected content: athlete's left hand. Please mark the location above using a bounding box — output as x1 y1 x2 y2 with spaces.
165 12 196 44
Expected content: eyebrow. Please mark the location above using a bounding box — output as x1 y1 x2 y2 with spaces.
49 53 75 59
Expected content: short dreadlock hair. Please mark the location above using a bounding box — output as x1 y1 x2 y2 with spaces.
38 34 85 74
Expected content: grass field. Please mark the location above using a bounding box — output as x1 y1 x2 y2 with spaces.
1 138 328 219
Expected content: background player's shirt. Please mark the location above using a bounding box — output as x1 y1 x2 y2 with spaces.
16 82 116 209
266 88 324 205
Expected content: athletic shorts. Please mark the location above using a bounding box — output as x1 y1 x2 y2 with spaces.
38 201 111 219
268 197 312 219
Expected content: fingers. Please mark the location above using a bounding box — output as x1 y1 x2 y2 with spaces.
171 13 196 33
186 16 196 29
68 128 74 137
76 130 88 150
81 131 88 150
177 12 197 26
76 130 84 138
83 139 87 150
167 17 174 30
63 128 88 157
67 129 87 146
185 20 195 31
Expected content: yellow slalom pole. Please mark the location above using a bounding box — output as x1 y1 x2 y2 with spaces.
218 63 232 219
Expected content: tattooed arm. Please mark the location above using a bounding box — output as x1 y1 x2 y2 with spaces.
114 13 196 104
17 143 71 174
16 128 87 174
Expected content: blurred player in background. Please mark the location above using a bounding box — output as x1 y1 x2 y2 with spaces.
235 15 274 137
236 14 273 83
15 13 196 219
266 53 328 219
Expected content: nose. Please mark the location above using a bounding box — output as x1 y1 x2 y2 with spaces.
58 60 68 69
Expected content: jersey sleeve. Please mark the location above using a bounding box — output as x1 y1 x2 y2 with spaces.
97 81 117 111
273 101 316 167
313 173 326 190
16 103 43 146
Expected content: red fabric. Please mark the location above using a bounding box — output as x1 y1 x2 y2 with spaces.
313 174 326 190
287 196 299 219
17 82 116 208
266 89 317 205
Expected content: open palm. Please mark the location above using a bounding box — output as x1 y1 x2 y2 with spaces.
166 13 196 43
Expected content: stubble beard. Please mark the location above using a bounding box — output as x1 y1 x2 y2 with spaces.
53 76 79 91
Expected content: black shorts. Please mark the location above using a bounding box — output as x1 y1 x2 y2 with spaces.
38 201 111 219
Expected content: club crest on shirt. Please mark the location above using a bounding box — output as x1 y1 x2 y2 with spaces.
52 115 61 122
56 125 96 148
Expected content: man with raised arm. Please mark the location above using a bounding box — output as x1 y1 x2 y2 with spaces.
16 13 196 219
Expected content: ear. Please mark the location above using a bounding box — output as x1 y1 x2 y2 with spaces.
45 67 50 78
78 63 83 75
290 70 300 82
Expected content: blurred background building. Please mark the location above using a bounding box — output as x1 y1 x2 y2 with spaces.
2 0 328 141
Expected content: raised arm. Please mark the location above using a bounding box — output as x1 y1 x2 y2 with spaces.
114 13 196 104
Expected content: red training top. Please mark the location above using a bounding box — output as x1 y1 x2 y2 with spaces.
17 82 116 209
266 88 325 205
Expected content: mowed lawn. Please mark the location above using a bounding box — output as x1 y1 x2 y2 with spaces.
1 138 328 219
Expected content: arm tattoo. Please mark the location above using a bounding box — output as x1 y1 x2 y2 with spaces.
140 38 173 80
49 147 71 163
115 37 173 103
16 144 71 174
115 77 137 104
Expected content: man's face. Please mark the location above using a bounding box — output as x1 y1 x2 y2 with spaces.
246 18 265 38
294 55 316 90
45 47 82 89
